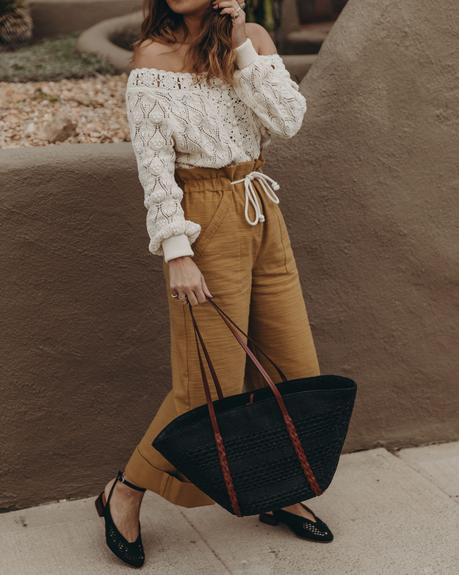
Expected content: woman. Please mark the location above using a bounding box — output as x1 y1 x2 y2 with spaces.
95 0 333 567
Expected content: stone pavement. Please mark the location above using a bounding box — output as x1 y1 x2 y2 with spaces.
1 442 458 575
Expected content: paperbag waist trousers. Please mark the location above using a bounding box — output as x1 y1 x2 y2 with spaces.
123 154 321 507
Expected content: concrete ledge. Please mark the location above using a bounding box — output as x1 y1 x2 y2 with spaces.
289 23 333 44
283 54 317 82
0 142 171 511
1 131 458 510
76 11 142 72
29 0 141 39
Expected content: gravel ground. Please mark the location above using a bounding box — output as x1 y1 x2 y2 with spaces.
0 35 117 83
0 74 131 149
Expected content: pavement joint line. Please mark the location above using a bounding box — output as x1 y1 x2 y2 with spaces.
391 442 459 504
178 508 234 574
371 447 459 506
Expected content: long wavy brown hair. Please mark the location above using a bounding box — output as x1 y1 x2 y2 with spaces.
131 0 238 86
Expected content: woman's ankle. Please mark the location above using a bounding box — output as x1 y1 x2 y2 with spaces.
105 476 144 503
117 480 145 499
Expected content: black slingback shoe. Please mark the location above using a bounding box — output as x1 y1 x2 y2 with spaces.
95 469 147 568
259 502 334 542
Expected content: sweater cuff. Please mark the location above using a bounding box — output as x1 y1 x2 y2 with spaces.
162 234 194 263
234 37 259 69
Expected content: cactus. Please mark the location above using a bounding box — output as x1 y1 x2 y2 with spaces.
0 0 33 45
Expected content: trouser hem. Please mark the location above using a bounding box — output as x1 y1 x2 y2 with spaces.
124 447 216 508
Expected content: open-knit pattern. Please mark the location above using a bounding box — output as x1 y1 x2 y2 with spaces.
125 47 307 258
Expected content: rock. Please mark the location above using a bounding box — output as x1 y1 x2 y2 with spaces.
39 114 78 143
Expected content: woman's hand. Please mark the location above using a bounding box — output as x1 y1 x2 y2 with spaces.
212 0 247 49
168 256 213 306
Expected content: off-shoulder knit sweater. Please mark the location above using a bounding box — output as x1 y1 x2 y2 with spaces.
125 37 307 263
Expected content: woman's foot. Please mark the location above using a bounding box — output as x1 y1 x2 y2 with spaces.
103 475 145 543
259 502 333 542
264 502 317 522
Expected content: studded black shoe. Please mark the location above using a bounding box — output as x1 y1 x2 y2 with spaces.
259 502 334 542
95 469 147 568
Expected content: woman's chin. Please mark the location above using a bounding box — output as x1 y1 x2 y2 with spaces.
167 0 210 14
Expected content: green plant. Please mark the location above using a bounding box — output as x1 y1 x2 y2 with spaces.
0 33 117 82
246 0 282 34
0 0 33 45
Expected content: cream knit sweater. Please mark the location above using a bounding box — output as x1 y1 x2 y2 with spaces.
125 37 307 263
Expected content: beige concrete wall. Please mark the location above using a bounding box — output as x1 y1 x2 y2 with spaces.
283 0 459 448
1 0 458 509
0 144 165 511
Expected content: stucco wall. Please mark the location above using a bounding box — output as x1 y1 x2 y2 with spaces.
286 0 459 447
0 144 167 510
1 0 458 510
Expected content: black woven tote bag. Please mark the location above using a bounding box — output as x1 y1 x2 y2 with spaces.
152 297 357 517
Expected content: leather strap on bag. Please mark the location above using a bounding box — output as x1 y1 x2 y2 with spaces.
189 303 241 515
206 299 322 497
205 299 288 383
187 297 322 516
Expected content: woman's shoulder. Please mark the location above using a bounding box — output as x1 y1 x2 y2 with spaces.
132 38 183 72
127 38 194 94
244 22 277 55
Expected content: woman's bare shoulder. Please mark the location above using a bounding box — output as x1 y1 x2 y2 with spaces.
244 22 277 55
133 38 180 71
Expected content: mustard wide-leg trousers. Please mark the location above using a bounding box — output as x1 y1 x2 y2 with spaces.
123 154 321 507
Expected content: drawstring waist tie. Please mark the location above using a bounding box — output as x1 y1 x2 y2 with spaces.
175 155 281 227
230 171 281 226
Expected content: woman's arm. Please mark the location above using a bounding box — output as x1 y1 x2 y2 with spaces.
125 87 201 263
232 24 307 139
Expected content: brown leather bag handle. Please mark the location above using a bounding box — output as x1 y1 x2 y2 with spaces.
187 297 322 516
189 303 242 515
206 297 288 383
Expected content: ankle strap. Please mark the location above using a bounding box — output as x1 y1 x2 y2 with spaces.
117 470 146 492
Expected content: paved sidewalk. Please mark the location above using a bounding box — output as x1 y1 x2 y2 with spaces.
1 442 458 575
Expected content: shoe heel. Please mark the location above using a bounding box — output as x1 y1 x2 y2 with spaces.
259 512 279 526
96 470 146 568
95 492 105 517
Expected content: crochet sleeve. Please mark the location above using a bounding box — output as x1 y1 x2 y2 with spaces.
232 37 307 138
125 87 201 262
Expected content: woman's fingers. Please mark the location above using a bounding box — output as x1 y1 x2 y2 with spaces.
213 0 242 11
201 276 213 299
184 287 198 306
169 258 212 306
213 0 246 29
175 291 188 304
183 281 210 306
185 280 210 306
